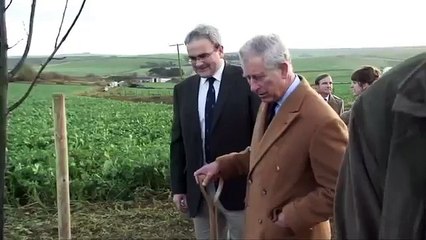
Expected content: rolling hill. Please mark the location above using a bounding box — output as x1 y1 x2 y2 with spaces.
7 46 426 78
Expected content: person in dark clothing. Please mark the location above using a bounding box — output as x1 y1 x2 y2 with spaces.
169 24 260 239
334 52 426 239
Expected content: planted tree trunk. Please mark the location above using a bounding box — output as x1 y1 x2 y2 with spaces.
0 1 85 238
0 0 8 239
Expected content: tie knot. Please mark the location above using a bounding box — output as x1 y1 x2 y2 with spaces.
207 77 215 85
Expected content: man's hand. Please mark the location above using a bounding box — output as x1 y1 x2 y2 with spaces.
194 162 220 186
172 194 188 213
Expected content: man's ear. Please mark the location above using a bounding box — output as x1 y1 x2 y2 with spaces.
218 45 224 58
280 62 289 78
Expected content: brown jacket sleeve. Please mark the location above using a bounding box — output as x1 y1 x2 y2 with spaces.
338 99 345 115
216 147 251 180
282 118 348 233
340 110 351 126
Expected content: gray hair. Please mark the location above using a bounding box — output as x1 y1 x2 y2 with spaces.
184 24 222 47
238 34 291 70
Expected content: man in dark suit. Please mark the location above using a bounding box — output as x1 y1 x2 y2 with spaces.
169 24 260 239
314 73 344 115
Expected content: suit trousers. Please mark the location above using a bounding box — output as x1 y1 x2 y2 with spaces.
192 182 245 240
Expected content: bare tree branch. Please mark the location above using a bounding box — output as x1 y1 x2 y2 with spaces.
7 22 30 50
22 21 29 36
5 0 12 10
7 0 87 115
7 38 23 49
55 0 68 48
8 0 36 78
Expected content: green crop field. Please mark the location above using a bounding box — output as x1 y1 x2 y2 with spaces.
8 83 91 101
5 83 189 239
7 83 173 206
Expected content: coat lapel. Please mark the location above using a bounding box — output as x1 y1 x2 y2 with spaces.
188 77 202 140
249 79 310 174
211 63 235 132
328 95 340 113
250 103 268 148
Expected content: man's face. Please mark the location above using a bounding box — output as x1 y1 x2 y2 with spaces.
317 76 333 96
186 38 224 78
243 56 287 103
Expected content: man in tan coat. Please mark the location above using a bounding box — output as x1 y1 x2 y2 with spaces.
194 34 348 239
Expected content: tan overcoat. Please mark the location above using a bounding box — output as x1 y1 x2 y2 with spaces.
217 78 348 239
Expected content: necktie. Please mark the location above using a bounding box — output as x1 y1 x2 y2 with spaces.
204 77 216 163
267 102 278 126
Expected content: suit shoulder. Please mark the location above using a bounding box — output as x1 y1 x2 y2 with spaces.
333 94 343 100
304 91 343 120
174 74 198 90
225 64 249 87
333 95 344 105
225 63 244 74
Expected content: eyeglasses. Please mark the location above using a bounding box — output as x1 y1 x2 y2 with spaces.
188 50 216 63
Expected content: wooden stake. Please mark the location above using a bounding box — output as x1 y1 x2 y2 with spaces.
53 94 71 239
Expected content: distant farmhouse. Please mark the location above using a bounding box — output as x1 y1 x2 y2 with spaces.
128 76 171 85
102 75 171 91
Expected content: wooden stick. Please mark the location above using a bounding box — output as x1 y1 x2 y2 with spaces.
53 94 71 240
197 176 224 240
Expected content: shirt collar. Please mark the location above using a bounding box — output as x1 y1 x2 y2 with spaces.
275 75 301 110
324 94 330 101
200 59 225 83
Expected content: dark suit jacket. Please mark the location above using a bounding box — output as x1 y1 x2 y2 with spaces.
170 63 260 217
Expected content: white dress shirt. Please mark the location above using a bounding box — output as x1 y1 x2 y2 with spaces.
324 94 330 102
198 59 225 163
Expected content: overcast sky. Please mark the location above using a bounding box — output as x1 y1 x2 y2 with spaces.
5 0 426 56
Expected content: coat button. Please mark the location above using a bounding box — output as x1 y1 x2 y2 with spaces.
248 179 252 184
276 165 280 171
262 189 267 195
258 219 263 224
